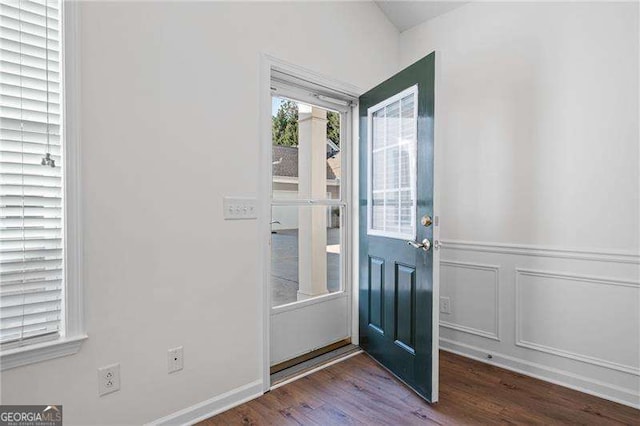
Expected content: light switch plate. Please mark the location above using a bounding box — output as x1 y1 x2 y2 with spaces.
223 196 257 220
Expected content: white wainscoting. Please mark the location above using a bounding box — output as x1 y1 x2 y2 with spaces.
439 240 640 409
440 261 500 341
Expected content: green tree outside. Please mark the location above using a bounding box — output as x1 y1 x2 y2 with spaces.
272 99 340 147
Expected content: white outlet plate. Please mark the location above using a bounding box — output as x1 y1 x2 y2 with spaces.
168 346 184 374
98 363 120 396
439 296 451 314
223 196 257 220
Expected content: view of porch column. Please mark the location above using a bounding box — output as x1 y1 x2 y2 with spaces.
297 106 328 301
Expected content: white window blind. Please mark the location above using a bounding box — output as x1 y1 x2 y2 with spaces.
0 0 63 347
368 86 417 240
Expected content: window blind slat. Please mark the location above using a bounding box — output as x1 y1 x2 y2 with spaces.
1 195 62 208
2 300 61 320
0 237 61 251
1 287 61 305
0 256 63 271
1 13 59 38
1 227 62 237
0 26 59 50
0 268 62 285
1 50 60 76
1 173 61 186
2 79 61 102
0 186 62 199
0 69 59 92
0 278 61 293
1 205 61 216
1 117 60 134
1 106 60 124
2 94 60 114
0 0 63 346
1 150 61 164
1 129 61 146
1 1 59 21
0 320 60 343
1 60 60 82
0 38 59 63
0 0 59 20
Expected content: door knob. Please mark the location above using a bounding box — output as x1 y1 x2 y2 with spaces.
406 238 431 252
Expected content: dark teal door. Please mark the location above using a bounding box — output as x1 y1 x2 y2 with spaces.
359 54 435 401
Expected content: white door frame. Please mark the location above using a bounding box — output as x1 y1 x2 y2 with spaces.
258 53 363 392
258 53 440 399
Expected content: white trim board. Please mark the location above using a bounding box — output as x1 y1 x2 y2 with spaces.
148 380 263 426
0 335 87 371
441 240 640 264
440 338 640 410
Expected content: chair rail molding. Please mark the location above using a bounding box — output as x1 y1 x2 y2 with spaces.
441 240 640 264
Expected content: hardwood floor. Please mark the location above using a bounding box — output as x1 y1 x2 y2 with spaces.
199 351 640 425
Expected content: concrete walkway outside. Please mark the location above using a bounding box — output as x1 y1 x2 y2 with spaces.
271 228 340 307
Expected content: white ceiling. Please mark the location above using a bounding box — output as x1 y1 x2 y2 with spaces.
375 1 469 32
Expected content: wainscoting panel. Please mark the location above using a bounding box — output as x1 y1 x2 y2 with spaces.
440 261 500 341
516 269 639 375
439 240 640 409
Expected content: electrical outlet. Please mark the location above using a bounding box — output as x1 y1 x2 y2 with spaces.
98 363 120 396
168 346 184 374
223 196 257 220
439 296 451 314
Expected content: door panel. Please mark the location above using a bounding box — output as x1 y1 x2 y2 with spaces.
271 294 349 365
395 263 416 352
359 53 435 401
368 256 384 331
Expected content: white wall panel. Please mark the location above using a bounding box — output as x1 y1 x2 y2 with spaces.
0 2 399 424
401 1 640 409
401 2 639 253
270 295 349 365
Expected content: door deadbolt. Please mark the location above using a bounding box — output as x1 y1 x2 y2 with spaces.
421 215 433 227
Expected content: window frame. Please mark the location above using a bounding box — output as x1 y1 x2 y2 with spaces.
268 82 351 310
0 0 86 371
366 84 419 241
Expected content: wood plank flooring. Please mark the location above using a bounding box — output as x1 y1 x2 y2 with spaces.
199 351 640 425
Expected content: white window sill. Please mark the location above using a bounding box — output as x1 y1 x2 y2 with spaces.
0 335 87 371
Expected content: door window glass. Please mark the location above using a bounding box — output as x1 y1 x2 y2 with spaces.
368 86 418 239
271 205 342 307
270 96 346 308
271 98 341 201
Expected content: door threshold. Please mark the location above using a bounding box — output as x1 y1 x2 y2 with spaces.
270 338 352 375
270 342 360 387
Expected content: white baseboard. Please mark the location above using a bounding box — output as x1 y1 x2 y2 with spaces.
440 338 640 410
148 380 264 426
